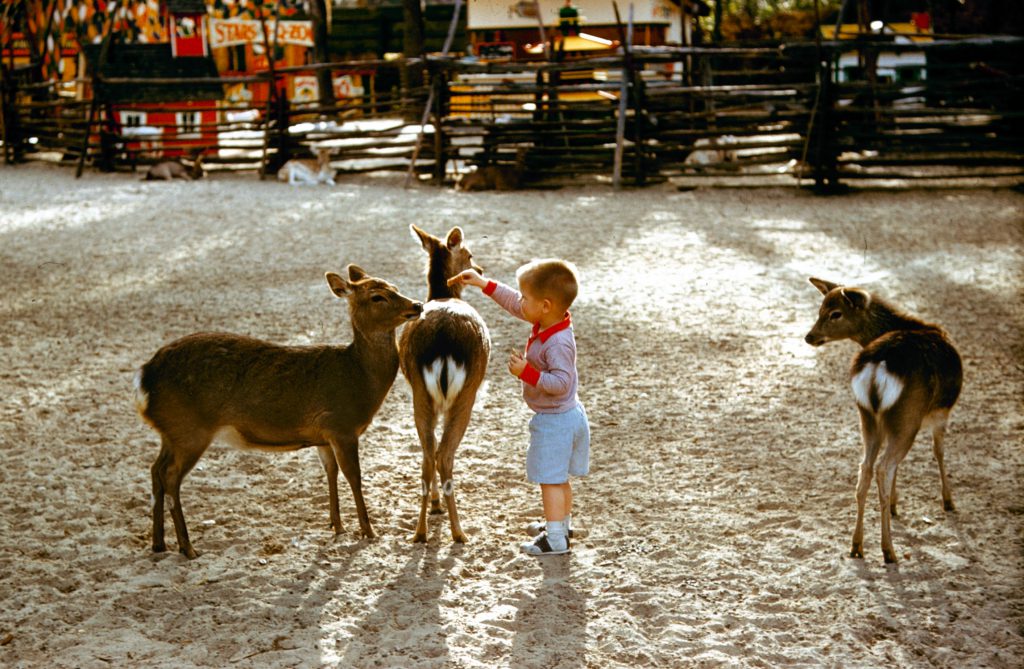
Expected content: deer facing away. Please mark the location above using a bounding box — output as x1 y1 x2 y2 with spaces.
805 277 963 563
277 148 336 186
399 225 491 543
135 265 423 558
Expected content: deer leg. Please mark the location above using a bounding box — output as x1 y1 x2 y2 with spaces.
852 408 882 559
158 432 211 559
330 436 373 539
437 398 475 544
150 439 173 553
931 412 955 512
316 446 343 535
877 420 918 564
890 464 900 518
411 397 439 543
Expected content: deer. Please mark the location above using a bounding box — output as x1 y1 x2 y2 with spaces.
134 265 423 559
457 147 528 192
399 225 491 543
143 150 205 181
804 277 963 564
277 147 336 186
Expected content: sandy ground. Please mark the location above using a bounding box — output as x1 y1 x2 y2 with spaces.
0 163 1022 668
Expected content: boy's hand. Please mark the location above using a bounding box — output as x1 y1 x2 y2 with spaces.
447 269 486 288
507 349 527 378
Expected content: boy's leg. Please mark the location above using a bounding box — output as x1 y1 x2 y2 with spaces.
542 482 569 521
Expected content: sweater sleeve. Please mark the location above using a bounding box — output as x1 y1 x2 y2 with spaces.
484 280 527 322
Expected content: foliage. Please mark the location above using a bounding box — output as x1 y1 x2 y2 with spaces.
699 0 844 42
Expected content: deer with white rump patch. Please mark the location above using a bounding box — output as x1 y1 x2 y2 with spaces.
805 278 963 563
399 225 491 543
135 265 423 558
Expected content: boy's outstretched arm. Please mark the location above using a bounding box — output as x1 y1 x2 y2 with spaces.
448 269 487 289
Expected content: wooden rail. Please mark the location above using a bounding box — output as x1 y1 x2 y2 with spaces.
2 38 1021 189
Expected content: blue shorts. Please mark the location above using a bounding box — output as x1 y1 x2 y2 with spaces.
526 404 591 484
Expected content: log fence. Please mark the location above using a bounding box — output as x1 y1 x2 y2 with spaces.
2 36 1021 189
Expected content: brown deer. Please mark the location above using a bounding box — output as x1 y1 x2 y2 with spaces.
805 277 963 563
134 265 423 559
457 147 528 192
143 150 205 181
399 225 491 543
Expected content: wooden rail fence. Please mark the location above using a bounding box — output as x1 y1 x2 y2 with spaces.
2 37 1021 189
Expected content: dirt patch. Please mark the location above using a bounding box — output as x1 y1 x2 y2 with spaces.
1 163 1022 667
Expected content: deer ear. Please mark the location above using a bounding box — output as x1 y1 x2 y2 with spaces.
840 287 871 310
809 277 839 295
326 271 352 297
410 224 436 252
347 264 368 282
446 226 464 250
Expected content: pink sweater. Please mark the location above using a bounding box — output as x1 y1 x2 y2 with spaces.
484 280 579 414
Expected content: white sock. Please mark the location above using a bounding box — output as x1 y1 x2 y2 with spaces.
546 519 568 551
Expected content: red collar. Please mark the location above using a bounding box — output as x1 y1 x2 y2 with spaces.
528 312 572 348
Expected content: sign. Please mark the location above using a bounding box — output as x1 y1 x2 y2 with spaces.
209 19 314 48
171 15 209 57
468 0 677 29
293 75 319 103
333 75 365 99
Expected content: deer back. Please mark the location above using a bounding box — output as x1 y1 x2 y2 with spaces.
137 266 422 448
806 277 962 418
401 300 490 411
400 225 491 410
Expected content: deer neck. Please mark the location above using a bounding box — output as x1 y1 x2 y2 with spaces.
855 301 930 347
351 328 401 386
427 264 461 302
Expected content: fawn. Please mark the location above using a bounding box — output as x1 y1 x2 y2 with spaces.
457 147 528 192
277 148 336 186
399 225 491 543
143 151 204 181
805 277 963 563
135 266 423 558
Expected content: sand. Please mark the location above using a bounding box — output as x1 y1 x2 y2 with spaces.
0 163 1022 668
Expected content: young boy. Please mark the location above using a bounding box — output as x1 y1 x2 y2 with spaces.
449 259 590 556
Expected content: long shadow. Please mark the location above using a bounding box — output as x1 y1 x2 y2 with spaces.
337 546 454 667
509 556 587 669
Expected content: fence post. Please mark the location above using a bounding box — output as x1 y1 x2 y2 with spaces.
810 56 840 192
0 66 21 164
431 71 447 184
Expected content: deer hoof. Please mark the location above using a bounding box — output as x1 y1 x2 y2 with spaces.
850 545 864 559
180 546 200 560
152 542 167 553
411 532 427 543
944 500 955 512
883 551 898 564
452 533 468 544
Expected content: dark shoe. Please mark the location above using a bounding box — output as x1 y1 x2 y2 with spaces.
520 532 570 557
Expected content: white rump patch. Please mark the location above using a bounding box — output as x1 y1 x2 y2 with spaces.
422 357 467 413
852 362 904 412
132 369 148 413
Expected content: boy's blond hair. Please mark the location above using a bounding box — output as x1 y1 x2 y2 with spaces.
516 259 579 311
